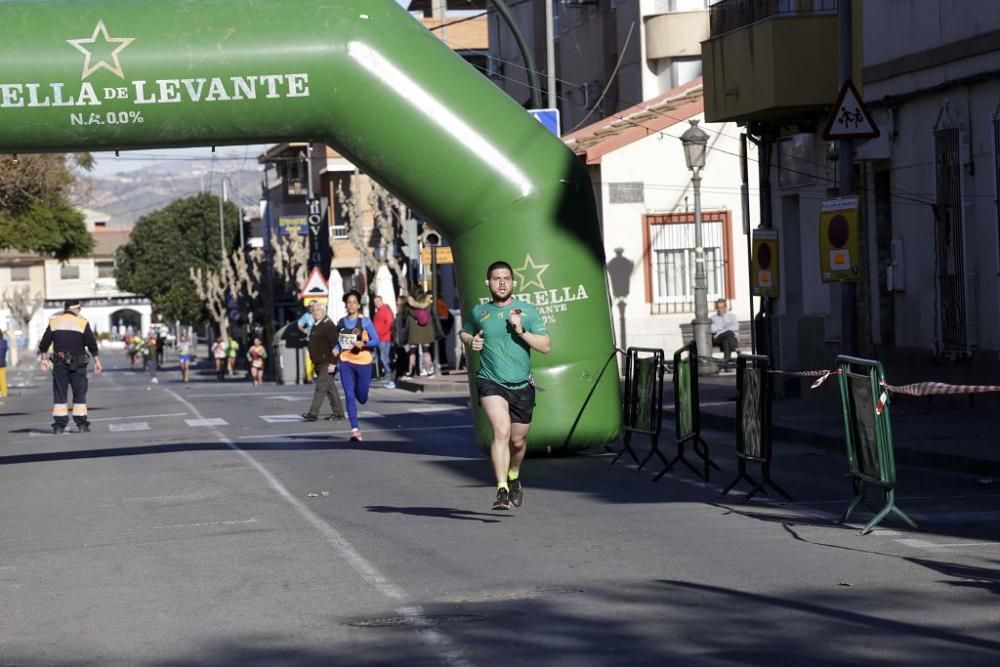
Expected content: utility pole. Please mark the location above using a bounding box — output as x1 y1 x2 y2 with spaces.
218 177 228 260
545 0 556 109
839 0 856 355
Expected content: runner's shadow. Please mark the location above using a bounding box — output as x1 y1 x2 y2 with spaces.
365 505 502 523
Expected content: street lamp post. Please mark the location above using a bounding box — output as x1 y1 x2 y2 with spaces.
681 119 715 374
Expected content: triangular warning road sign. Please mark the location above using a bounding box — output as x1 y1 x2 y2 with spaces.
300 267 329 299
823 80 879 141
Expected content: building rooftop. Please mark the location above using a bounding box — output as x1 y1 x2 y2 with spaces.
562 78 704 165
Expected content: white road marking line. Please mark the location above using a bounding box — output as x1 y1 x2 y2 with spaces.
260 414 308 423
235 424 474 440
109 422 151 432
184 392 307 400
156 518 258 530
90 412 186 422
185 418 229 427
163 388 471 667
29 431 55 438
408 406 463 414
897 538 1000 549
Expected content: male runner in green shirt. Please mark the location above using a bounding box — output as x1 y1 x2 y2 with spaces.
461 260 551 510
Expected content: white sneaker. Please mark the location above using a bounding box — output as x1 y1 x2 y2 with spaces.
150 377 159 384
384 381 396 389
419 369 430 376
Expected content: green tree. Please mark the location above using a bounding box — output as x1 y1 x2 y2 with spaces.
115 192 240 324
0 154 93 259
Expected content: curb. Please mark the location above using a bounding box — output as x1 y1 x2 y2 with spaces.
670 407 1000 478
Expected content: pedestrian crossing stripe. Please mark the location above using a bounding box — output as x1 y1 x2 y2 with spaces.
261 414 306 423
109 422 151 432
185 418 229 427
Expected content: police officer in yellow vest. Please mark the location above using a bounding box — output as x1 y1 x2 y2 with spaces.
37 300 103 433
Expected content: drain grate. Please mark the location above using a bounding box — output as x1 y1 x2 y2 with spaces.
346 614 487 629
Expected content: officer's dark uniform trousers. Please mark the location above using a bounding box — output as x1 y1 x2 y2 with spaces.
52 357 90 428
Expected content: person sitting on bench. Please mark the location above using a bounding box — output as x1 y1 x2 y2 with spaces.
710 298 739 368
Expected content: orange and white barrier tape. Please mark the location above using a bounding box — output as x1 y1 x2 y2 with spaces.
769 368 842 389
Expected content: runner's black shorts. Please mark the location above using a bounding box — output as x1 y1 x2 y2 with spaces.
476 377 535 424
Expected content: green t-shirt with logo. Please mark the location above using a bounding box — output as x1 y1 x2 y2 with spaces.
464 299 549 388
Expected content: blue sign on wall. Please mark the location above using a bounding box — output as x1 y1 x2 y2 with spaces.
529 108 561 137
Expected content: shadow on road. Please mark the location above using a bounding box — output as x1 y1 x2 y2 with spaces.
366 505 502 523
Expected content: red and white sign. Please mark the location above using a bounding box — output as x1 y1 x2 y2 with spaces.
300 266 329 300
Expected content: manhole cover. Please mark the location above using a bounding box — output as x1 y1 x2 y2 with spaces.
345 614 487 628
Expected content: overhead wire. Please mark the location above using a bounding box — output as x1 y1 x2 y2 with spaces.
431 30 947 208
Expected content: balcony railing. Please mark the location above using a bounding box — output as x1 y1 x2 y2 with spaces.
709 0 838 37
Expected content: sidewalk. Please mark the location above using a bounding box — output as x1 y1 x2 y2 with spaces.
398 367 1000 477
677 373 1000 477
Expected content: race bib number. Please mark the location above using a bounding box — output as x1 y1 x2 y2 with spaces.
339 332 359 350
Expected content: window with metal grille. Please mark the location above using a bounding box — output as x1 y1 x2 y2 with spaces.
60 264 80 280
96 262 115 279
644 211 733 314
934 126 968 352
10 266 29 282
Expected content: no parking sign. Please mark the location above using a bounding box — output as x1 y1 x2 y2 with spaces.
751 229 779 298
820 197 861 282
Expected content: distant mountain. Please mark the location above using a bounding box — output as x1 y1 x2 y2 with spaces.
76 160 264 228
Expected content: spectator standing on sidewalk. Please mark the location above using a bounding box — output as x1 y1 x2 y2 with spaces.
371 295 395 388
301 302 347 423
394 294 410 380
710 298 739 370
0 329 8 401
406 289 440 377
460 261 551 511
334 290 380 442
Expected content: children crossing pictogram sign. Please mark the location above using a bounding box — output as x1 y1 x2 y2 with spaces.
823 80 879 141
300 266 329 303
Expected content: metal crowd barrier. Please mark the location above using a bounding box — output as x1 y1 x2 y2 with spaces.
655 341 720 483
721 354 791 502
836 355 918 535
611 347 666 469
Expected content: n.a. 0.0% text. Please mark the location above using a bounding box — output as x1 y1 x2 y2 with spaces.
70 110 145 126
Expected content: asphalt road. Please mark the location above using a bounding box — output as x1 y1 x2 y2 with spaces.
2 355 999 666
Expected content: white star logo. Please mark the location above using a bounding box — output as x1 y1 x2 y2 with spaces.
67 20 135 80
513 254 549 292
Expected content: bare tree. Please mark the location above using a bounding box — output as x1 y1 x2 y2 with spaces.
231 246 264 332
337 173 409 295
190 265 231 340
2 285 43 331
270 231 309 294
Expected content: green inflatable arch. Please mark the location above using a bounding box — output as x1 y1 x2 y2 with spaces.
0 0 621 452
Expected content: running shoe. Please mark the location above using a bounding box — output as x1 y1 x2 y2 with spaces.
301 413 318 422
324 414 345 421
384 381 396 389
78 423 91 433
492 487 511 511
350 428 363 442
52 425 65 435
508 478 523 507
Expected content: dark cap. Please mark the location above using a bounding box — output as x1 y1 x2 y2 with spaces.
64 299 82 310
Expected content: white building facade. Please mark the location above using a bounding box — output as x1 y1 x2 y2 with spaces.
564 80 759 354
857 0 1000 384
